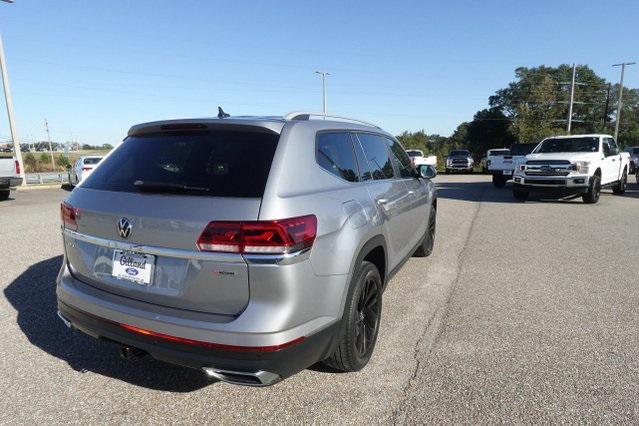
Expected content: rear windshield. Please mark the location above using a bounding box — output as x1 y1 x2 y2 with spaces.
83 157 102 165
534 137 598 154
509 144 537 155
81 130 279 197
488 149 509 156
406 150 423 157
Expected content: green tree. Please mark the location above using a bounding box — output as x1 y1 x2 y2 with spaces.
465 108 516 158
490 65 610 142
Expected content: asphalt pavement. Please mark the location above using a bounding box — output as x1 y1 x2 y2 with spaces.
1 175 637 424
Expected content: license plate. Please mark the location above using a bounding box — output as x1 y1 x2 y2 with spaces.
502 170 513 175
112 250 155 285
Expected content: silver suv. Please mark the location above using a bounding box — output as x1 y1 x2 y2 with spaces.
56 112 437 386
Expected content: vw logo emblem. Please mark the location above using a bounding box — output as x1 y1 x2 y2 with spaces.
117 217 132 239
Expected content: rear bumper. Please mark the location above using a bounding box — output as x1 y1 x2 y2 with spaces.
0 176 22 190
56 259 344 383
489 169 514 176
58 301 339 384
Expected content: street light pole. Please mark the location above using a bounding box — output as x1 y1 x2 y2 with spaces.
0 31 25 185
612 62 635 141
45 119 56 171
315 71 330 115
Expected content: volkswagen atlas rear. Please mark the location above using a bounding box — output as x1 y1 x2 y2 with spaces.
56 114 437 386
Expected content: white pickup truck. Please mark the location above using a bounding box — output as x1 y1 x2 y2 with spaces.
487 143 537 187
512 134 629 204
0 156 22 201
406 149 437 167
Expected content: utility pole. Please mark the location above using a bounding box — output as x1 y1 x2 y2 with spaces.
315 71 330 115
567 64 576 132
0 32 25 185
45 119 56 171
612 62 635 141
602 82 611 130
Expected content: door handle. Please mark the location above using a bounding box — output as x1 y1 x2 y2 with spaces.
377 198 389 205
612 158 617 162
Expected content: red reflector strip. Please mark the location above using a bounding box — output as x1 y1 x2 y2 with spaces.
72 306 306 353
118 322 305 353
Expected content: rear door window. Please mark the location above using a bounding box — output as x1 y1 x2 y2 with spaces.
355 133 395 180
316 132 359 182
81 130 279 197
352 134 373 181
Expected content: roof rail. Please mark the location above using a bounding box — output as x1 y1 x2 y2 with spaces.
283 111 380 129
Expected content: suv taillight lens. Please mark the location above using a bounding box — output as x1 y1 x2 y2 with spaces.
197 215 317 255
60 201 80 230
15 160 20 175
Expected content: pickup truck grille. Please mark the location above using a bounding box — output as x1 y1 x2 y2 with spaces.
525 169 570 176
523 160 572 177
451 159 468 165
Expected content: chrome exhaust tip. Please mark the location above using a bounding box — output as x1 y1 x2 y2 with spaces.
57 310 73 329
202 367 281 387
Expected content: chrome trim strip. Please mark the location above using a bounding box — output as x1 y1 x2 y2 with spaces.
57 310 72 328
62 229 245 263
243 247 311 266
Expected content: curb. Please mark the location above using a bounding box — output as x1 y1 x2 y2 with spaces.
17 184 67 191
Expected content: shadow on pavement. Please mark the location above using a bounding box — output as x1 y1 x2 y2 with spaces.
4 256 211 392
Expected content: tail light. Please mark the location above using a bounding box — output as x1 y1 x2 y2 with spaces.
14 160 20 175
60 201 80 230
82 167 92 172
197 215 317 255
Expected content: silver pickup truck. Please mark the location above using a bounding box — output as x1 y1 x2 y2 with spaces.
0 157 22 200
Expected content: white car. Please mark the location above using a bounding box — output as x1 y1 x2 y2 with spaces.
69 156 103 185
623 146 639 174
0 156 22 201
406 149 437 167
487 144 537 187
512 134 629 203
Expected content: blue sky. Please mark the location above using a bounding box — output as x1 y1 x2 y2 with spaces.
0 0 638 146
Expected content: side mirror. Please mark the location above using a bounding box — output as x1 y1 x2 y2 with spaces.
418 165 437 179
66 164 72 170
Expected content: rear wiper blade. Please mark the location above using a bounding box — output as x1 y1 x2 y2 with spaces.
133 180 210 193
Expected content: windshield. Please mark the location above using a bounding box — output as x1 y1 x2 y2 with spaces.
509 144 537 156
488 149 509 156
449 150 470 157
406 150 423 157
534 137 599 154
81 130 279 197
625 147 639 155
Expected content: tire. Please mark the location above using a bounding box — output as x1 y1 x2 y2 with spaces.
414 205 436 257
492 174 507 188
0 191 9 201
582 174 601 204
612 170 627 195
513 189 528 201
323 261 382 372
